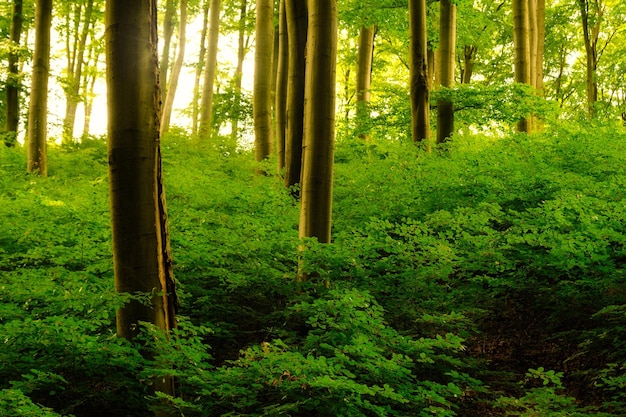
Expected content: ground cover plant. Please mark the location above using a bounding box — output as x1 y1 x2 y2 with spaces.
1 123 626 416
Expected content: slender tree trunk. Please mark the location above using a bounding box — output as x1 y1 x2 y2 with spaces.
5 0 24 146
27 0 52 176
409 0 430 145
275 0 288 172
437 0 456 144
63 0 94 142
161 0 187 136
355 24 375 140
512 0 531 131
254 0 274 163
105 0 177 399
83 72 97 136
160 0 176 91
578 0 599 117
231 0 248 143
535 0 545 94
284 0 307 189
192 0 209 136
461 45 476 84
199 0 221 137
298 0 337 251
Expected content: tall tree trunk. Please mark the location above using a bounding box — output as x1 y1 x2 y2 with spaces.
231 0 249 143
355 24 375 140
275 0 288 172
284 0 307 189
160 0 176 91
105 0 177 398
192 0 209 136
578 0 599 117
512 0 531 132
27 0 52 176
535 0 545 95
5 0 24 147
437 0 456 144
298 0 337 253
409 0 430 145
199 0 221 137
161 0 187 136
254 0 274 163
63 0 94 142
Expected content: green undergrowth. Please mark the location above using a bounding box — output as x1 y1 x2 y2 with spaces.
1 123 626 415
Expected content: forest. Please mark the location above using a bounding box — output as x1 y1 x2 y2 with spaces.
1 0 626 416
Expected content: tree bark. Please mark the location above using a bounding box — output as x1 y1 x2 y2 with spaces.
298 0 337 250
461 45 476 84
27 0 52 176
275 0 288 172
161 0 187 136
191 0 209 136
254 0 274 163
409 0 430 145
199 0 221 137
159 0 176 91
63 0 94 142
512 0 531 132
284 0 307 189
355 25 375 140
5 0 24 146
105 0 177 399
437 0 456 144
578 0 599 117
231 0 249 143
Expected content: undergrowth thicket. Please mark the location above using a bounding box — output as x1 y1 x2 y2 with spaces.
1 123 626 416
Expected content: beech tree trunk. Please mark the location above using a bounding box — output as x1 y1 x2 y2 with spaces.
578 0 599 117
191 1 209 136
284 0 307 189
5 0 23 146
437 0 456 144
275 0 288 171
254 0 274 163
199 0 221 137
298 0 337 249
63 0 94 142
409 0 430 145
231 0 249 143
512 0 531 131
159 0 176 91
27 0 52 176
355 25 375 140
105 0 177 399
161 0 187 136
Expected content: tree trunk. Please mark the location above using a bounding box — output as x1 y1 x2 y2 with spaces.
284 0 307 189
161 0 187 136
105 0 177 398
192 0 209 136
159 0 176 91
275 0 288 172
578 0 599 117
27 0 52 176
535 0 545 94
355 25 375 140
298 0 337 251
254 0 274 163
5 0 23 146
461 45 476 84
63 0 94 142
512 0 531 131
437 0 456 144
409 0 430 145
231 0 248 143
199 0 221 137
